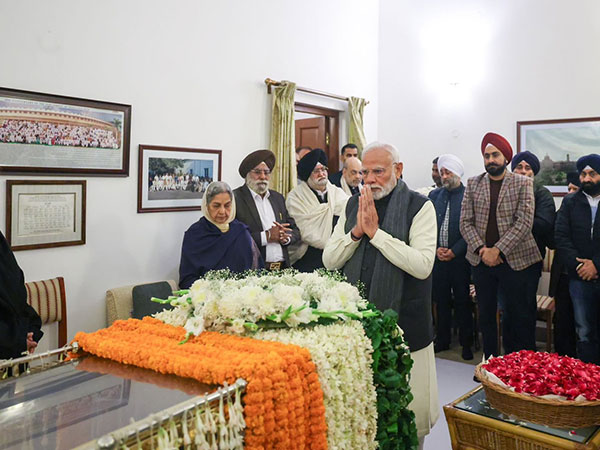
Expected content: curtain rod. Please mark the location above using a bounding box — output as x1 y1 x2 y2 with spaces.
264 78 369 104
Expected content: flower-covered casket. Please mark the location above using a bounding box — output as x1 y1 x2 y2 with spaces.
1 270 420 449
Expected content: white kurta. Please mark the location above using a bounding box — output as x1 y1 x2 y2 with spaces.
323 199 439 437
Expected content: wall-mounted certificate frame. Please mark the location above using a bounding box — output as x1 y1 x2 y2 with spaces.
6 180 86 251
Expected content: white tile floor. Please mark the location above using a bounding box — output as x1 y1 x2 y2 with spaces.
424 358 481 449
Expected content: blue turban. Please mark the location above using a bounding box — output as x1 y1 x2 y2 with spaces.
511 151 540 175
576 154 600 174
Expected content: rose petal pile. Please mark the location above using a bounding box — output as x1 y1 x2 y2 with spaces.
482 350 600 401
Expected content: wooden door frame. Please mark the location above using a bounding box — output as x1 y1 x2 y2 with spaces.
295 102 340 173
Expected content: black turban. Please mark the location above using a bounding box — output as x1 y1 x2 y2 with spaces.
511 151 540 175
238 150 276 178
566 171 580 187
297 148 328 182
576 154 600 174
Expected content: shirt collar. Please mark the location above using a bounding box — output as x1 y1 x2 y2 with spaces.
248 186 270 201
583 190 600 205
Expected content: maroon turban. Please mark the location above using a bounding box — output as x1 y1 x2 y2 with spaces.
481 132 513 163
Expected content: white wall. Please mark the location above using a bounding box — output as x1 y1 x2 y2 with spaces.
0 0 379 342
378 0 600 189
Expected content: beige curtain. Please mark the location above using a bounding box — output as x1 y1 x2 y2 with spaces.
348 96 367 156
269 81 297 196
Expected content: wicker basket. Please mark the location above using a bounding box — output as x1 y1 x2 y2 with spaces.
474 364 600 428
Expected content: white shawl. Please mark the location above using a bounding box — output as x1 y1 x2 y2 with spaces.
340 175 363 196
286 181 349 263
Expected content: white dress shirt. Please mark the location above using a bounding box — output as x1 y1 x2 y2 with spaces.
249 188 285 262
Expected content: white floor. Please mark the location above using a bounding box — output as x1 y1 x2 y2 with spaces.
425 358 480 449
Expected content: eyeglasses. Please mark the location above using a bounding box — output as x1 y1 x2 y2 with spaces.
250 169 271 176
311 166 328 174
362 163 396 178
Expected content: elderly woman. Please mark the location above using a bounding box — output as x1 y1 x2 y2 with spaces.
179 181 262 289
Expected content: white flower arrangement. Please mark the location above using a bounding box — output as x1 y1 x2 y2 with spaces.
154 270 371 336
257 322 378 450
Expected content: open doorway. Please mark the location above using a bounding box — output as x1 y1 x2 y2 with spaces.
294 103 340 173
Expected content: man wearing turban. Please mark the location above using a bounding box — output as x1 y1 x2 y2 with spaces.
460 132 541 359
555 154 600 364
511 150 556 334
234 149 301 270
286 148 349 272
428 154 473 360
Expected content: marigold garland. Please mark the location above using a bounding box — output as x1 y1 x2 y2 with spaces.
256 322 378 449
73 317 328 450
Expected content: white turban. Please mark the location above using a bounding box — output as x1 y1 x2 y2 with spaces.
437 154 464 178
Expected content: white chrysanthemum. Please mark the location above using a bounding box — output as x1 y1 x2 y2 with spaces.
256 322 377 449
184 316 204 335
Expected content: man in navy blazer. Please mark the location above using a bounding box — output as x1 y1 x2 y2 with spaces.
234 150 301 270
429 154 473 360
555 154 600 364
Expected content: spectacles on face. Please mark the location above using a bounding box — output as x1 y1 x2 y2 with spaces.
362 164 395 178
250 169 271 176
312 166 328 175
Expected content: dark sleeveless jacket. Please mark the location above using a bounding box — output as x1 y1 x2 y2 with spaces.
343 180 434 351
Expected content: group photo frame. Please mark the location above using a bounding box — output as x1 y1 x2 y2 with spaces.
517 117 600 196
137 144 222 213
0 87 131 176
6 180 86 251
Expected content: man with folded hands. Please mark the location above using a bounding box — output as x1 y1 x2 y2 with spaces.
234 149 300 270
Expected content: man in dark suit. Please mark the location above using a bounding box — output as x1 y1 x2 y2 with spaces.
460 132 541 358
555 154 600 364
234 150 301 270
429 154 473 360
329 143 359 187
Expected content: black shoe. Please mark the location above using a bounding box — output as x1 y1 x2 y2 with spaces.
462 346 474 361
434 343 449 353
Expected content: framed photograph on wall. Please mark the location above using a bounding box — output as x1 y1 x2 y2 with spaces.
138 145 222 213
0 87 131 176
6 180 86 251
517 117 600 196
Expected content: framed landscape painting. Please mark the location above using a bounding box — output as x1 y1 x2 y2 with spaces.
517 117 600 196
138 145 221 213
0 87 131 176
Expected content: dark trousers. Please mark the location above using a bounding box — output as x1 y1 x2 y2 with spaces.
499 261 541 353
553 273 577 357
432 258 473 348
293 246 324 273
472 262 535 358
569 279 600 364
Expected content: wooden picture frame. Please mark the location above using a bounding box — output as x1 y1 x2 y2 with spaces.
6 180 86 251
0 87 131 176
137 144 222 213
517 117 600 196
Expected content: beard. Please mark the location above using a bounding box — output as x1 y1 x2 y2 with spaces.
582 180 600 196
442 175 461 190
308 176 328 190
246 177 269 195
370 176 398 200
485 161 507 177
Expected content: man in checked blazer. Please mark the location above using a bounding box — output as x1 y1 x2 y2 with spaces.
460 132 541 359
234 150 301 270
